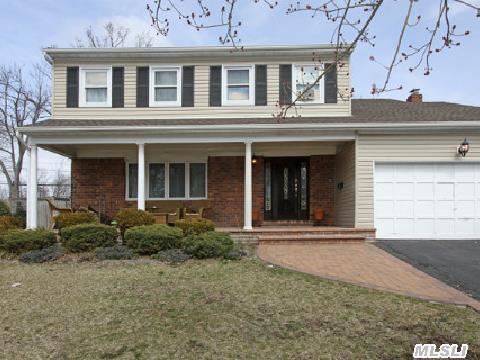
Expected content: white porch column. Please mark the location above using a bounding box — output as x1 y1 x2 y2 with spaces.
137 143 146 210
26 145 38 229
244 141 253 230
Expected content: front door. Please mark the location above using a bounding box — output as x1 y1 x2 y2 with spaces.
264 157 309 220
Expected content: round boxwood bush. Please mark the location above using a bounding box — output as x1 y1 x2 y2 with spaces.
0 229 56 254
124 224 183 255
95 245 135 260
115 208 155 237
0 215 22 233
175 218 215 236
61 224 118 253
0 201 10 216
19 244 64 263
183 231 234 259
55 212 98 230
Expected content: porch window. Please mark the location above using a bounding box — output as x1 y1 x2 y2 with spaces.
148 163 165 198
80 67 112 107
293 64 324 103
222 65 255 106
128 163 138 199
189 163 206 198
150 66 181 106
128 161 207 200
169 163 186 198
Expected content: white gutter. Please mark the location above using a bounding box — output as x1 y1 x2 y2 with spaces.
17 121 480 134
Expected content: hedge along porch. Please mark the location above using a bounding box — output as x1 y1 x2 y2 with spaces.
22 126 357 230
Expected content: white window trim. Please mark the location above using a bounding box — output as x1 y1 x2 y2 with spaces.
222 64 255 106
126 161 208 201
79 66 112 107
149 65 182 107
292 64 325 105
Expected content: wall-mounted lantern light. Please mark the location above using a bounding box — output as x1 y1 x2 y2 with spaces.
251 155 258 165
337 182 344 190
457 138 470 157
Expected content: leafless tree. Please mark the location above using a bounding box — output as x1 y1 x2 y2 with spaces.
75 21 154 48
147 0 479 117
50 169 71 199
0 64 50 211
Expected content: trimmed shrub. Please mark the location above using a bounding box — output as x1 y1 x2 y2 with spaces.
0 229 56 254
151 249 191 263
19 244 64 263
62 224 117 253
0 201 10 216
183 231 234 259
95 245 135 260
55 212 98 230
124 225 183 255
115 209 155 237
0 215 22 233
175 218 214 236
223 247 246 261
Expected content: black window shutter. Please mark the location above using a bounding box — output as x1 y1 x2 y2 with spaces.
255 65 267 106
66 67 79 108
209 66 222 107
324 63 338 103
279 64 292 106
182 66 194 107
136 66 149 107
112 67 124 108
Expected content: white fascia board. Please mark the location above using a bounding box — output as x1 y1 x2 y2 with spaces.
18 121 480 135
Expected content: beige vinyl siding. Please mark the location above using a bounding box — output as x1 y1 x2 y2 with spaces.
355 132 480 228
334 142 355 227
52 54 350 119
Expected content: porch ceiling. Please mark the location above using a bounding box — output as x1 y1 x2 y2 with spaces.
40 141 349 159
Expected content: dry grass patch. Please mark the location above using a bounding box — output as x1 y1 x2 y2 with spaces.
0 260 478 359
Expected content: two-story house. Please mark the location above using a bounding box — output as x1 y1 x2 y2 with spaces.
19 45 480 240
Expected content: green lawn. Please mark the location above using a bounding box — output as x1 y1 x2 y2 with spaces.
0 259 478 359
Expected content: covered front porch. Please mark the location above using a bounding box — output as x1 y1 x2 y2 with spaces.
22 125 359 233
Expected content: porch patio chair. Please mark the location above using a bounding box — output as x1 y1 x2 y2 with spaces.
167 208 181 225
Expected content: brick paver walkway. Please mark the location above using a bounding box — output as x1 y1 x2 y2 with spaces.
258 243 480 311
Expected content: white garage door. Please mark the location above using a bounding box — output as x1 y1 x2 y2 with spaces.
374 163 480 239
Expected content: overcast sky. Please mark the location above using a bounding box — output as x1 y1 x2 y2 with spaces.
0 0 479 179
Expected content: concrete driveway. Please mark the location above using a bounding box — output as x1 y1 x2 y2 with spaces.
375 240 480 300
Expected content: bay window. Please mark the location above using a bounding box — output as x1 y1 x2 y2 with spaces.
150 66 181 106
80 67 112 107
293 64 324 103
127 162 207 200
222 65 255 106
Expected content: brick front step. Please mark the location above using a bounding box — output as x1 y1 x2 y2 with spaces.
223 226 376 244
262 220 315 226
258 234 366 244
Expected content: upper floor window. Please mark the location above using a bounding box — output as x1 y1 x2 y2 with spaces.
150 66 181 107
293 64 324 104
222 65 255 106
79 67 112 107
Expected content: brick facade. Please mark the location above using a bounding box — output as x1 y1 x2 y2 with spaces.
309 155 336 225
71 155 335 227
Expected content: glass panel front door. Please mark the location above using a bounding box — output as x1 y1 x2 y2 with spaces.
264 157 309 220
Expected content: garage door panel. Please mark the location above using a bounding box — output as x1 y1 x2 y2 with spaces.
375 200 395 217
415 201 435 217
436 201 455 218
415 183 434 199
455 183 475 199
436 183 454 199
396 219 414 236
375 163 480 239
395 183 414 199
375 183 394 200
396 201 414 217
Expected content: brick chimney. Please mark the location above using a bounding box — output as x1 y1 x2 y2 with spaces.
407 89 423 103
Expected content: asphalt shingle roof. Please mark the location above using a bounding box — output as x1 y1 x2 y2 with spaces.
31 99 480 128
